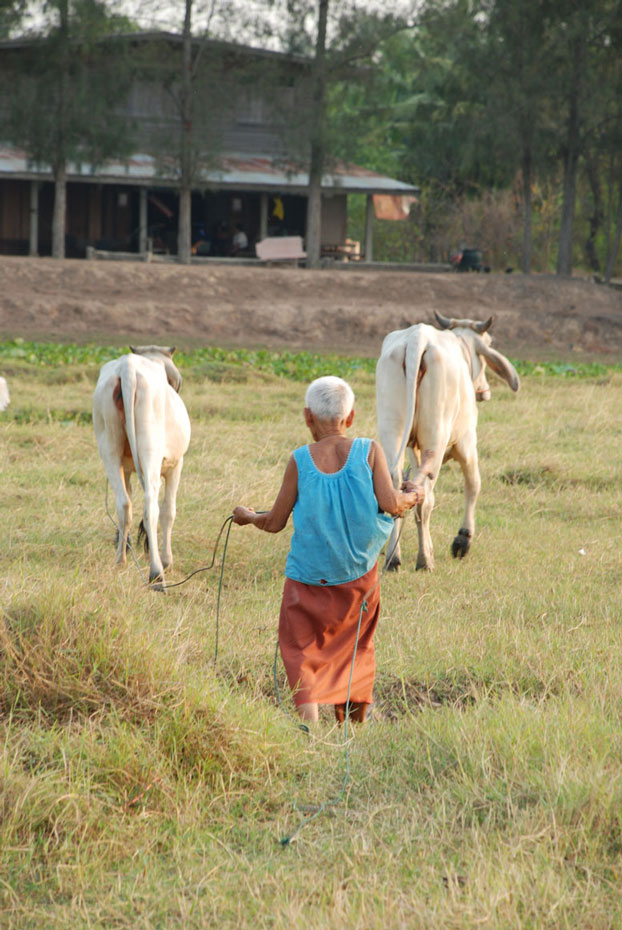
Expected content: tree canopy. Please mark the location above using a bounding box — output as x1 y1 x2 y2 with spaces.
2 0 621 274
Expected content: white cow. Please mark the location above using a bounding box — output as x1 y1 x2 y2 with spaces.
93 346 191 588
376 312 519 571
0 376 9 411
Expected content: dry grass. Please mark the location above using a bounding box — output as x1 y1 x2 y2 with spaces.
1 359 622 928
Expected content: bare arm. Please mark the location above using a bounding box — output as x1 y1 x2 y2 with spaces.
232 455 298 533
369 440 423 517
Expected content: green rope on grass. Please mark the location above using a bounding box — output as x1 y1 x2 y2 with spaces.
275 515 405 846
214 516 234 663
278 594 369 846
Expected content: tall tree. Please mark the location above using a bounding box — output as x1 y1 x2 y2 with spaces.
0 0 25 37
178 0 195 264
553 5 586 276
137 0 266 263
481 0 554 274
305 0 328 268
335 0 622 275
279 0 414 268
548 0 622 275
6 0 134 258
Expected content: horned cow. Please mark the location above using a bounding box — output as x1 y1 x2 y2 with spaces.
375 312 519 571
93 346 191 589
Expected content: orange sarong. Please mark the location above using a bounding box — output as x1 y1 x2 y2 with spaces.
278 563 380 707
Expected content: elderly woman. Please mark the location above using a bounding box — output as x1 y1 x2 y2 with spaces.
233 376 423 725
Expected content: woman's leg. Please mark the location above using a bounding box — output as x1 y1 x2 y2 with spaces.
334 701 369 723
297 702 319 723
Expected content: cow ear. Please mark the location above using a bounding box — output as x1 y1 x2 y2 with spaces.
129 345 137 354
475 337 520 392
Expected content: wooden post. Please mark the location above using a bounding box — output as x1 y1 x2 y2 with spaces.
260 193 268 241
139 187 148 254
29 181 39 257
364 194 374 263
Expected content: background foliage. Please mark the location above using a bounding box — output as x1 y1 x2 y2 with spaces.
2 0 621 273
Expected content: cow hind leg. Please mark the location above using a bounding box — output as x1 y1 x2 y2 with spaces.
383 459 404 571
160 460 183 571
142 476 165 586
452 438 481 561
415 484 435 571
111 478 132 566
115 529 132 553
97 441 132 566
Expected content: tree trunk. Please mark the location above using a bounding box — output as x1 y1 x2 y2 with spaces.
178 187 192 262
584 151 602 273
52 0 69 261
177 0 193 264
604 180 622 283
305 0 329 269
306 140 323 268
556 35 584 277
521 145 533 274
52 162 67 259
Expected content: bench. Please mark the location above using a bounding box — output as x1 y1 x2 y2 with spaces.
255 236 306 264
321 238 362 262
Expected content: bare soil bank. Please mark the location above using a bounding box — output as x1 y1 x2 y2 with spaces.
1 256 621 362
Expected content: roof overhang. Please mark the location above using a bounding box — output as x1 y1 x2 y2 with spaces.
0 147 419 197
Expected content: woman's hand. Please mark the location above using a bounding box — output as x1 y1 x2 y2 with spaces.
401 479 425 507
232 505 256 526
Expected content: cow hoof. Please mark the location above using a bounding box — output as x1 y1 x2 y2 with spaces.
148 571 166 592
416 560 433 571
451 531 471 559
385 557 401 572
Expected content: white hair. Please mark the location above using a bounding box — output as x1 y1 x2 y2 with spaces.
305 376 354 421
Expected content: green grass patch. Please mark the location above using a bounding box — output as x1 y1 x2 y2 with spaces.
3 337 622 383
2 349 622 927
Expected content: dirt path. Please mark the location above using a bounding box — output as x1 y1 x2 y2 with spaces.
1 256 621 362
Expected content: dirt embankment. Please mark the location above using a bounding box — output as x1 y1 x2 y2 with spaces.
1 256 621 362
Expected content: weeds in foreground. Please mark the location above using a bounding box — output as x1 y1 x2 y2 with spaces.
1 358 622 928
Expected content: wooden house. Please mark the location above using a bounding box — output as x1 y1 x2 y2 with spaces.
0 31 419 261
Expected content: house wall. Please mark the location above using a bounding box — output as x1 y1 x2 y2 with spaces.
320 195 347 246
0 179 30 253
0 36 358 258
125 43 309 161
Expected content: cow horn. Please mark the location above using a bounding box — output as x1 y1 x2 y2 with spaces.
434 310 453 330
474 316 494 334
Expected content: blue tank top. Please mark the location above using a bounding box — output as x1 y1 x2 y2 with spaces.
285 437 394 586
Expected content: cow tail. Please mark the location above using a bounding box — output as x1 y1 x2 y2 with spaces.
121 358 144 490
389 331 427 475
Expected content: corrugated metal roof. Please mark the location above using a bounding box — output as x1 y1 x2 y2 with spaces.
0 30 311 67
0 146 419 195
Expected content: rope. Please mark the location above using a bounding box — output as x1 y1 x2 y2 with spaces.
104 483 234 660
278 516 405 846
157 516 234 596
279 591 371 846
104 480 408 844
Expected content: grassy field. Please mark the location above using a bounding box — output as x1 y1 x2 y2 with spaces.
1 345 622 929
